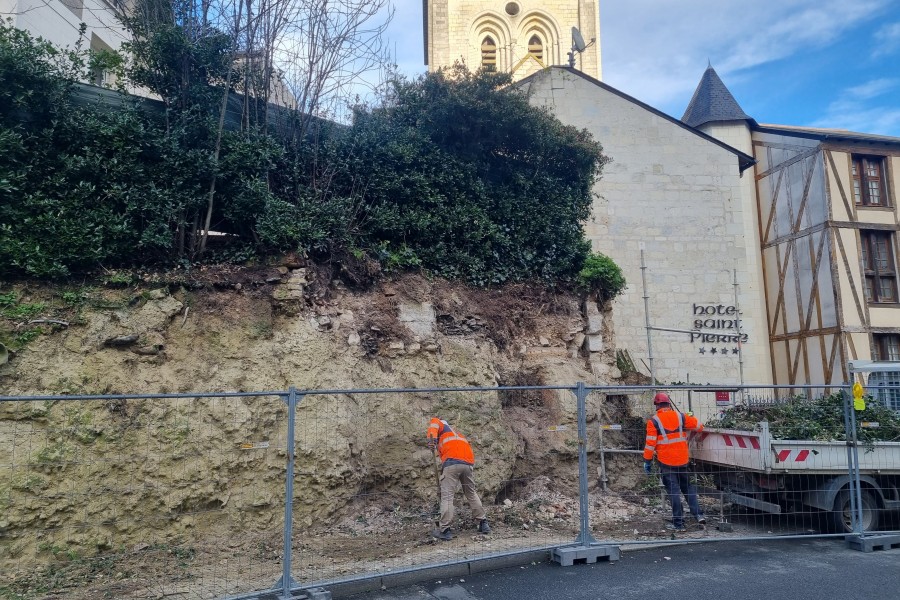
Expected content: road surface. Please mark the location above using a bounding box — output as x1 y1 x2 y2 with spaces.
342 538 900 600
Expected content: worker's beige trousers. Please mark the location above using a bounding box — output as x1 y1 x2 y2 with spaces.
439 463 486 530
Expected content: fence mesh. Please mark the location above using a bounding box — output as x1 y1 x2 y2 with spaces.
0 393 287 600
289 388 581 586
589 385 900 544
2 383 899 600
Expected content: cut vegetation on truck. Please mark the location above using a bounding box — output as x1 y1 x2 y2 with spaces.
695 362 900 533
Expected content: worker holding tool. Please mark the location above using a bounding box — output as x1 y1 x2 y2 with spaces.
643 392 706 532
427 417 491 540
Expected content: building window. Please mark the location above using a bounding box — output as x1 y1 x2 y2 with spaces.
481 37 497 71
852 156 887 206
861 230 898 303
874 334 900 361
89 34 115 88
528 35 543 62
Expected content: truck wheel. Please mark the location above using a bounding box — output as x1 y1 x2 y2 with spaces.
831 489 879 533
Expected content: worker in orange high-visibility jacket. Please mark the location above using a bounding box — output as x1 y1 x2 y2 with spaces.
427 417 490 540
643 393 706 531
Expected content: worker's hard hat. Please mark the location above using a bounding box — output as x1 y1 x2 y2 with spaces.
653 392 671 405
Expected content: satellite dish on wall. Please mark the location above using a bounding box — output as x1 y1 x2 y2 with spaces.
568 27 592 68
572 27 586 52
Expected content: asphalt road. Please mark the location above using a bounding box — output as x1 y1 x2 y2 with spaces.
343 538 900 600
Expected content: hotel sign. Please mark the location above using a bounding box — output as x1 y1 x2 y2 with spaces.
691 303 748 356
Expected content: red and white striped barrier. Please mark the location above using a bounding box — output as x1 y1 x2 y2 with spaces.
776 449 812 462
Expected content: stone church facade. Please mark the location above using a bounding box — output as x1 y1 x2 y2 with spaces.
424 0 602 81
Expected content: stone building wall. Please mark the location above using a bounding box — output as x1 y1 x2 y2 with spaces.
520 68 773 413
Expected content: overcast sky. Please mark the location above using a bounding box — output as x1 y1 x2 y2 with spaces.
381 0 900 137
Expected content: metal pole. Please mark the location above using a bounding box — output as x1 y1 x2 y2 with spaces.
575 382 596 545
687 373 692 414
599 424 608 492
733 270 745 403
280 387 299 599
841 384 860 535
641 247 656 386
848 389 865 536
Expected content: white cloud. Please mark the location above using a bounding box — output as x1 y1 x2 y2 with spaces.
600 0 890 111
872 22 900 58
809 107 900 135
809 78 900 135
846 78 899 100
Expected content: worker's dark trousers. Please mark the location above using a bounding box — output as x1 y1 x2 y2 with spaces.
659 464 703 527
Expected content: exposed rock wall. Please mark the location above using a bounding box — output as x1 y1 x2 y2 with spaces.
0 272 626 570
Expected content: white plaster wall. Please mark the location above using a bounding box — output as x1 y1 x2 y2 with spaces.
700 120 771 384
521 68 772 397
2 0 130 53
699 122 751 155
752 131 838 383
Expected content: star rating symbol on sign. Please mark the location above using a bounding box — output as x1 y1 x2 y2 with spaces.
698 347 742 357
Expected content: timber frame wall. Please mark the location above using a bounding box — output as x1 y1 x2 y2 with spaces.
753 127 900 385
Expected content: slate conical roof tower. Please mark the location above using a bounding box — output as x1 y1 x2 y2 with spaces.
682 65 753 128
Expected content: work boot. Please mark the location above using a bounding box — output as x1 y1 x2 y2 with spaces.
697 516 707 525
478 519 491 534
431 528 453 541
666 523 687 532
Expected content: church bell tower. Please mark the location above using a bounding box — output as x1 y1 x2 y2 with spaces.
424 0 602 81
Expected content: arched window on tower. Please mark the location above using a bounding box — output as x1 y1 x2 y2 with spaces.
528 35 543 62
481 36 497 71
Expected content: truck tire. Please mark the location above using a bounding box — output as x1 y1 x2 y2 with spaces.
831 489 879 533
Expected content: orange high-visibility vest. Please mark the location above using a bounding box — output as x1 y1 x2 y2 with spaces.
643 408 703 467
427 418 475 466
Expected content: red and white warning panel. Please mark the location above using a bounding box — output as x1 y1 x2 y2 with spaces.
695 422 900 474
721 433 760 449
776 449 810 462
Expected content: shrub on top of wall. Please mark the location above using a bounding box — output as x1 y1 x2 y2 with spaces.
576 252 626 302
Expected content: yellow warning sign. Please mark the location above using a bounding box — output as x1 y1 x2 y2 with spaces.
547 425 569 432
852 381 866 411
600 424 623 430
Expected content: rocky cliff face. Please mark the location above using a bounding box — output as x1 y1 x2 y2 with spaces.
0 268 627 576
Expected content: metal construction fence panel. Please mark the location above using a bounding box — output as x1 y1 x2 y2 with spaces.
0 392 289 600
590 384 900 546
288 386 584 589
2 382 899 600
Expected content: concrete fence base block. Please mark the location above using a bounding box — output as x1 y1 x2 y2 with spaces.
250 586 330 600
846 533 900 553
551 544 620 567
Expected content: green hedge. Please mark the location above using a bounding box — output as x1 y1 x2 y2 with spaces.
1 25 616 289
